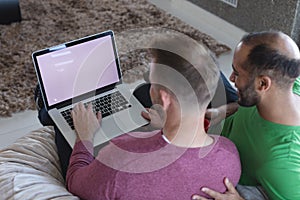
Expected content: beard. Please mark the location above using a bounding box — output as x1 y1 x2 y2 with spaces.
238 80 261 107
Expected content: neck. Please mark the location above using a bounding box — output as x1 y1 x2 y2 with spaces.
162 112 213 148
257 88 300 126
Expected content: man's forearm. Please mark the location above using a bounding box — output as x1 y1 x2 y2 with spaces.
206 102 239 125
224 102 239 117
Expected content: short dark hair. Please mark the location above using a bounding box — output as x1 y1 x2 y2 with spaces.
148 34 220 110
240 31 300 88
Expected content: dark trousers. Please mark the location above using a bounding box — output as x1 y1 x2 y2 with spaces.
36 71 238 180
37 108 72 180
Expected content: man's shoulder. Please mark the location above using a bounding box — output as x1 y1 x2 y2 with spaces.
224 106 257 126
112 129 161 141
206 135 240 162
109 130 163 152
95 130 164 172
221 106 257 137
112 130 161 143
213 135 240 155
206 135 241 187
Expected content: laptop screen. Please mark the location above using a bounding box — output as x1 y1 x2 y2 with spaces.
33 31 121 108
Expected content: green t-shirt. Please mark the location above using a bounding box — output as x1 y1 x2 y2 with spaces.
222 77 300 200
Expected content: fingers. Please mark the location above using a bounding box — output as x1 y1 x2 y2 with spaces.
97 111 102 122
72 103 102 123
191 194 207 200
224 178 235 193
141 110 151 121
72 103 98 114
87 103 93 111
200 187 222 199
205 108 218 119
72 102 85 111
205 109 213 120
72 102 82 117
191 178 240 200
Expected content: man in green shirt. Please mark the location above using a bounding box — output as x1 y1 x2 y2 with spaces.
192 31 300 200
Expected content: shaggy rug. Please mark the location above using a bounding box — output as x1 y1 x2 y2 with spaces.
0 0 231 117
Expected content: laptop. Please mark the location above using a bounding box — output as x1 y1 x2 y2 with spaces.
32 30 149 148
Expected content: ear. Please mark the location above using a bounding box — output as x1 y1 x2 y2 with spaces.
256 75 272 92
159 89 172 110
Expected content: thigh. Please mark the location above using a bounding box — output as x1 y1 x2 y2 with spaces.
133 82 152 108
54 127 72 180
236 185 269 200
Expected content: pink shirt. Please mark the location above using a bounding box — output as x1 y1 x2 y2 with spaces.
67 130 241 199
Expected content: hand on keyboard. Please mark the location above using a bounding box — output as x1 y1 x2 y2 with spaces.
71 102 102 142
141 105 165 129
61 91 131 130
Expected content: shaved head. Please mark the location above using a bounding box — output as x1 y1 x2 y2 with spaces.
236 31 300 88
241 31 300 59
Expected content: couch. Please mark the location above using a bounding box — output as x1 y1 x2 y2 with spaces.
0 126 78 199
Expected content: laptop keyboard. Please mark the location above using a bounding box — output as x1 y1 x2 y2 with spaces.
61 91 131 130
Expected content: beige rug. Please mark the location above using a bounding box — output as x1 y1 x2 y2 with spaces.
0 0 231 117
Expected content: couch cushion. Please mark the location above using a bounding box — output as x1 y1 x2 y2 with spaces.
0 126 78 199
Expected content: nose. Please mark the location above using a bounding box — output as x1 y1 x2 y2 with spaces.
229 72 236 83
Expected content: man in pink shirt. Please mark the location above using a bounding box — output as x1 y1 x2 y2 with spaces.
67 34 241 199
